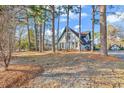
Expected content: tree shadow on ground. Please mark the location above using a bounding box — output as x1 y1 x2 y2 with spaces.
0 64 44 88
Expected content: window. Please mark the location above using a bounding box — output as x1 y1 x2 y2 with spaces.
76 42 78 48
60 43 62 49
67 33 71 41
61 43 64 48
72 42 74 49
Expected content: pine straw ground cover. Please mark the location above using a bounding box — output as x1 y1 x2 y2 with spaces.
10 51 124 88
0 64 44 88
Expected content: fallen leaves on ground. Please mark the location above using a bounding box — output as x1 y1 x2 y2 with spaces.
3 51 124 88
82 54 122 62
0 64 44 88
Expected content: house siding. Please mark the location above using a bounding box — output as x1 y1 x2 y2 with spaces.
58 32 89 50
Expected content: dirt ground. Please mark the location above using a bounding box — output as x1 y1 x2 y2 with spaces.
10 51 124 88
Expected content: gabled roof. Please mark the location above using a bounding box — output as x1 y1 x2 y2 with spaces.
58 26 91 45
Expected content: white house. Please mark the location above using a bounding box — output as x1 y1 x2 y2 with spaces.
57 27 91 50
110 44 121 51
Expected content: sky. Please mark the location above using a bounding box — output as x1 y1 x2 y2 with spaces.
55 5 94 33
52 5 124 36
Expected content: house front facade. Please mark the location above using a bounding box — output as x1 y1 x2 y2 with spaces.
57 27 91 51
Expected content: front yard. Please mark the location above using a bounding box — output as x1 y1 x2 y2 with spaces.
9 51 124 88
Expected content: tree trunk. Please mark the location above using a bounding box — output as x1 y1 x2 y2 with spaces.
5 31 12 71
67 5 69 28
51 5 55 53
13 25 17 52
99 5 108 56
39 24 43 52
91 5 95 51
43 6 47 52
27 17 31 51
18 34 21 52
4 59 9 71
79 5 81 52
66 5 70 51
34 17 38 51
43 22 46 51
57 6 60 51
